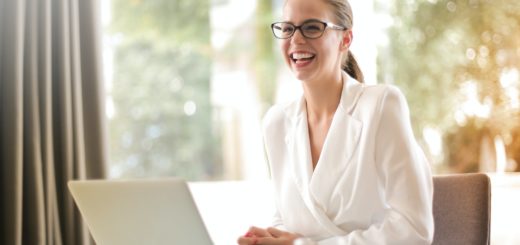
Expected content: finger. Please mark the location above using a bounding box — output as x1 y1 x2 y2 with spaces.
248 226 272 237
266 227 285 238
237 236 257 245
256 237 284 245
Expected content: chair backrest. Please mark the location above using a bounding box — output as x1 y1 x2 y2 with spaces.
432 173 491 245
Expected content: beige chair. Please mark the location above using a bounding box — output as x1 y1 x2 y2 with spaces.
432 173 491 245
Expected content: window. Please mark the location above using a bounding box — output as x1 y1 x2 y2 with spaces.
104 0 220 180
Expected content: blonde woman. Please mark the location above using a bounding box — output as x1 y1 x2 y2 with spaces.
238 0 434 244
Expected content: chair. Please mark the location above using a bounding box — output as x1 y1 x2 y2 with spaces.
432 173 491 245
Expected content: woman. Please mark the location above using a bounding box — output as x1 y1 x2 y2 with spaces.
237 0 434 244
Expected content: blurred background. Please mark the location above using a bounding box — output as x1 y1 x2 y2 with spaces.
102 0 520 180
101 0 520 243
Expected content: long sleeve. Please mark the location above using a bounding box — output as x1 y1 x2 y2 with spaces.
272 209 287 231
316 86 434 245
262 105 289 232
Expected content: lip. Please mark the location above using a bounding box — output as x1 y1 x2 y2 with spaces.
292 57 313 68
288 50 316 69
288 50 316 58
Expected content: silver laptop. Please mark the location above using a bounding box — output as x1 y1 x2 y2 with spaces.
68 178 214 245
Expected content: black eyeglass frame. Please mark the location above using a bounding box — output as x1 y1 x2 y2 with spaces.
270 19 347 39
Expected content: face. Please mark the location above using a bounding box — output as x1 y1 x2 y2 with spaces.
280 0 351 83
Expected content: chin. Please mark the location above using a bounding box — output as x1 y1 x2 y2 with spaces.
287 58 321 82
291 70 315 82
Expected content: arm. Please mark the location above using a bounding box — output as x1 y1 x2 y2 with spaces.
261 105 289 231
317 86 434 245
272 209 287 231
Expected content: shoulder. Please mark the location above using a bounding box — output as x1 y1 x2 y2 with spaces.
358 84 408 111
261 98 299 134
377 84 409 115
351 84 410 124
361 84 404 101
262 104 284 133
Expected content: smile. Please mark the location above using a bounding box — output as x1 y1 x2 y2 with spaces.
290 52 316 67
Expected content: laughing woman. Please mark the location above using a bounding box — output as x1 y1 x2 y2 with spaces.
237 0 434 244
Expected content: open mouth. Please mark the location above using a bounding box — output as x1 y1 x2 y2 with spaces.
290 52 316 64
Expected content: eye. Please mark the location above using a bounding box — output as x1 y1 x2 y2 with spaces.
281 25 295 33
302 23 323 33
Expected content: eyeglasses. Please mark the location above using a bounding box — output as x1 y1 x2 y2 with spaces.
271 19 347 39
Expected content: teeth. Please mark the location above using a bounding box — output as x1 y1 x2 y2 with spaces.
291 53 314 59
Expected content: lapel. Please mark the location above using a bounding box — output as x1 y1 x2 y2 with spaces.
309 73 364 205
284 72 364 235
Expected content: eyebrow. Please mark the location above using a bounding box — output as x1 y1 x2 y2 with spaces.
281 18 325 25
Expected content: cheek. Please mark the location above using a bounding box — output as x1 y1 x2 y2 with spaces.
280 40 289 55
280 40 291 64
319 39 341 61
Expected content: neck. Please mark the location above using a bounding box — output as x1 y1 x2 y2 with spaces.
302 71 343 122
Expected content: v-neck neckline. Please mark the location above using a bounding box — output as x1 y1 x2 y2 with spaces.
305 106 337 171
302 97 343 177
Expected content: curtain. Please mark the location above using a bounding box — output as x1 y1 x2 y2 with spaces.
0 0 107 244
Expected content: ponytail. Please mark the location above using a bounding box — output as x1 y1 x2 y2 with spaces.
320 0 363 82
343 50 364 83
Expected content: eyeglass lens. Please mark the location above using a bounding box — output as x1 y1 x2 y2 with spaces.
272 21 326 39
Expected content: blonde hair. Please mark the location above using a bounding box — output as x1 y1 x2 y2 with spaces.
323 0 364 83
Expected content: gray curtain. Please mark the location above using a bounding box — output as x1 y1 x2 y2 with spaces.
0 0 108 244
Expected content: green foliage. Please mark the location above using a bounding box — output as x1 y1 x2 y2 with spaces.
111 0 210 46
255 0 278 113
379 0 520 171
109 0 221 180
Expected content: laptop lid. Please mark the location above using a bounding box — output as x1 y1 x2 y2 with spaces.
68 178 213 245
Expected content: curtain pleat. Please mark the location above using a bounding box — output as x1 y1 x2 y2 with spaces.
22 0 46 244
78 0 108 180
68 0 90 243
0 0 107 244
51 1 74 243
0 0 25 244
37 0 63 244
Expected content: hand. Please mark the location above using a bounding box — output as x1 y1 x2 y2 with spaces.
237 226 301 245
255 227 301 245
237 226 273 245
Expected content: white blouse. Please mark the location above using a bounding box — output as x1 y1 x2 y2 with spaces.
262 72 434 244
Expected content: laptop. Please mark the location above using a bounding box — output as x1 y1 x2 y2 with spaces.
68 178 214 245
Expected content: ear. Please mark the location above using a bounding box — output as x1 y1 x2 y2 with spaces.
340 29 353 51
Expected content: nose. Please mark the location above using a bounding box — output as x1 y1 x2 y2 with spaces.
290 28 306 44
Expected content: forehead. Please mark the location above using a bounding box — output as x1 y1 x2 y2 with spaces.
283 0 334 23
